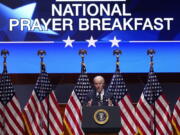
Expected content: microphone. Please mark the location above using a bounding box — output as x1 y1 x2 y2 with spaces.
96 92 103 106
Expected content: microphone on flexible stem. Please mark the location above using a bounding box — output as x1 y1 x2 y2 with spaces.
97 92 102 106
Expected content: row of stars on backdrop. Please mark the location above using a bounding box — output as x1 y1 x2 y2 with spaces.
63 36 121 48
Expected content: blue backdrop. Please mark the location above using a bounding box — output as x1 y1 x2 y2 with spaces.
0 42 179 73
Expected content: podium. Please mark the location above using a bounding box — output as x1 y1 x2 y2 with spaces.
82 106 121 134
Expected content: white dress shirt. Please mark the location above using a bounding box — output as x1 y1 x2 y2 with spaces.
96 90 104 101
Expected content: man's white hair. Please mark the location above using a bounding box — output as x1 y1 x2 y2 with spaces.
93 75 105 83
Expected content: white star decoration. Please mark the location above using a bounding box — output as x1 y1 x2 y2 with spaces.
86 36 97 47
63 36 74 48
109 36 121 48
62 36 122 47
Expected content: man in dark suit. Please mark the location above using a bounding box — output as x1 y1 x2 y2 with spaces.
84 76 114 106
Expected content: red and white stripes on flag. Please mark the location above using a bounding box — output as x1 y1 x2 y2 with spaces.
118 95 137 135
0 69 25 135
108 72 137 135
63 73 92 135
64 91 84 135
0 96 25 135
136 94 173 135
136 71 173 135
172 97 180 135
23 91 64 135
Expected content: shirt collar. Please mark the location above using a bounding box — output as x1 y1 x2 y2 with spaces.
96 89 104 96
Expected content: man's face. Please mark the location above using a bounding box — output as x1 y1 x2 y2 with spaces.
94 77 104 93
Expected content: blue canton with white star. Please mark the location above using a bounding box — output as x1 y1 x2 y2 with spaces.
0 72 15 105
34 72 52 102
143 71 163 105
74 73 93 104
108 72 128 103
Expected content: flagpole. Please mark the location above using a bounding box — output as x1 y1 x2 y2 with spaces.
38 50 50 135
1 49 9 74
1 49 9 134
79 49 87 73
147 49 156 135
113 49 122 73
112 49 122 105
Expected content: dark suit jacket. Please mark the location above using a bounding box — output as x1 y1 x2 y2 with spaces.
84 89 114 106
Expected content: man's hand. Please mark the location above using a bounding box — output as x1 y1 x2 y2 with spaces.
87 99 93 107
108 99 113 106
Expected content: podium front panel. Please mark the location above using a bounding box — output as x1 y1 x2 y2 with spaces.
82 106 121 133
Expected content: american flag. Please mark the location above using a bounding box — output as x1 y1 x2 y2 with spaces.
108 71 137 135
63 67 92 135
136 70 173 135
172 97 180 135
0 68 25 135
23 71 64 135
